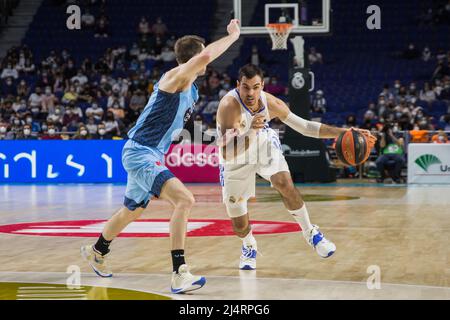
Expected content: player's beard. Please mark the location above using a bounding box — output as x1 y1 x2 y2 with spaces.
245 96 257 106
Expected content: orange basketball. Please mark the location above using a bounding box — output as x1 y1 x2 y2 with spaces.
335 129 369 166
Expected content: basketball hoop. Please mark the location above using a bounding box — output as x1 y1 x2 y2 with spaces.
266 23 293 50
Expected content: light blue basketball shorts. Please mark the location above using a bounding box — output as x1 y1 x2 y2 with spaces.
122 139 175 211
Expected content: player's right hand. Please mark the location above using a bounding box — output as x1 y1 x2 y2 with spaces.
251 114 266 130
227 19 240 38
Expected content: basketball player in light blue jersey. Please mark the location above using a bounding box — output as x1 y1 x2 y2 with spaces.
81 19 241 294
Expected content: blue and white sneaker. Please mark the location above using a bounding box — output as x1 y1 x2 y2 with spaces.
304 225 336 258
239 245 257 270
80 245 113 277
170 264 206 294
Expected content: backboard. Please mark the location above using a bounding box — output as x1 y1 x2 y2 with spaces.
233 0 331 35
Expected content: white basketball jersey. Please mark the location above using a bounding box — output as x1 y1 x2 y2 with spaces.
218 89 275 165
225 89 271 135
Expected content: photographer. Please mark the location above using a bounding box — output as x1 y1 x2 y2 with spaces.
375 123 406 183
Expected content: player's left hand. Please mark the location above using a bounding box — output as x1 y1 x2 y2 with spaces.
227 19 240 39
351 127 377 149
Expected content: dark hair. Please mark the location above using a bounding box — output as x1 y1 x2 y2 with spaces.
238 64 264 81
174 35 205 64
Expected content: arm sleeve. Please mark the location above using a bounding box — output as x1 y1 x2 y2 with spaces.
281 112 322 138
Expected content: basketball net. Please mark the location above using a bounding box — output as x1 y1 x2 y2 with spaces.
266 23 293 50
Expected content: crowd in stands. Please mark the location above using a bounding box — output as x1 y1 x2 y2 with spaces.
0 9 238 142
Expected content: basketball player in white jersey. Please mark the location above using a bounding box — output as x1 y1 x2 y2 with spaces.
217 64 376 269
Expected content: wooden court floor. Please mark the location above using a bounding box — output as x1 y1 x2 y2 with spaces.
0 183 448 299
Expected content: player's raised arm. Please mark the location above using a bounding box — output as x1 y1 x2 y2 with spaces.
178 19 240 79
266 92 376 143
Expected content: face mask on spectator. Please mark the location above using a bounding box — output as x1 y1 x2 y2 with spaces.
24 129 31 136
26 118 33 124
31 108 39 114
55 109 61 115
42 124 48 131
6 80 12 85
48 128 56 135
99 129 106 135
0 127 6 133
438 135 445 142
394 83 400 89
14 119 20 125
81 129 88 136
45 88 51 95
92 103 98 109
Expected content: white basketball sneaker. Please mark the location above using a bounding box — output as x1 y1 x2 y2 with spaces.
80 245 113 277
239 245 257 270
170 264 206 294
303 225 336 258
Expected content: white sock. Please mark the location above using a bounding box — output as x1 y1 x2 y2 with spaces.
288 204 313 234
241 228 257 249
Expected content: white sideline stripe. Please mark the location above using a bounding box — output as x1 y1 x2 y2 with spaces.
12 221 212 234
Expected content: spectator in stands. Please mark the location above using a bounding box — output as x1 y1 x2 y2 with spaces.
40 124 62 140
345 114 357 128
138 16 150 36
376 123 405 183
64 59 77 82
95 122 113 139
12 97 27 114
0 100 14 121
23 58 35 75
47 105 64 125
71 69 89 85
379 84 394 100
440 78 450 101
0 123 14 140
402 43 420 60
62 85 78 104
265 76 287 96
81 8 96 28
16 124 37 140
151 17 168 37
160 46 176 63
422 46 432 62
1 77 17 96
311 90 327 113
431 130 449 143
25 114 40 133
432 60 450 81
41 86 58 113
16 79 29 98
108 100 125 121
28 86 43 109
95 17 109 38
86 116 98 135
1 62 18 79
308 47 323 65
104 111 120 137
73 125 92 140
85 101 104 121
419 82 437 105
62 105 80 127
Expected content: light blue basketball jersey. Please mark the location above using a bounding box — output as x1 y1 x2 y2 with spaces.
127 79 199 154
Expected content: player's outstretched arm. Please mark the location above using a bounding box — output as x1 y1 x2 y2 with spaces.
266 93 376 143
178 19 240 79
